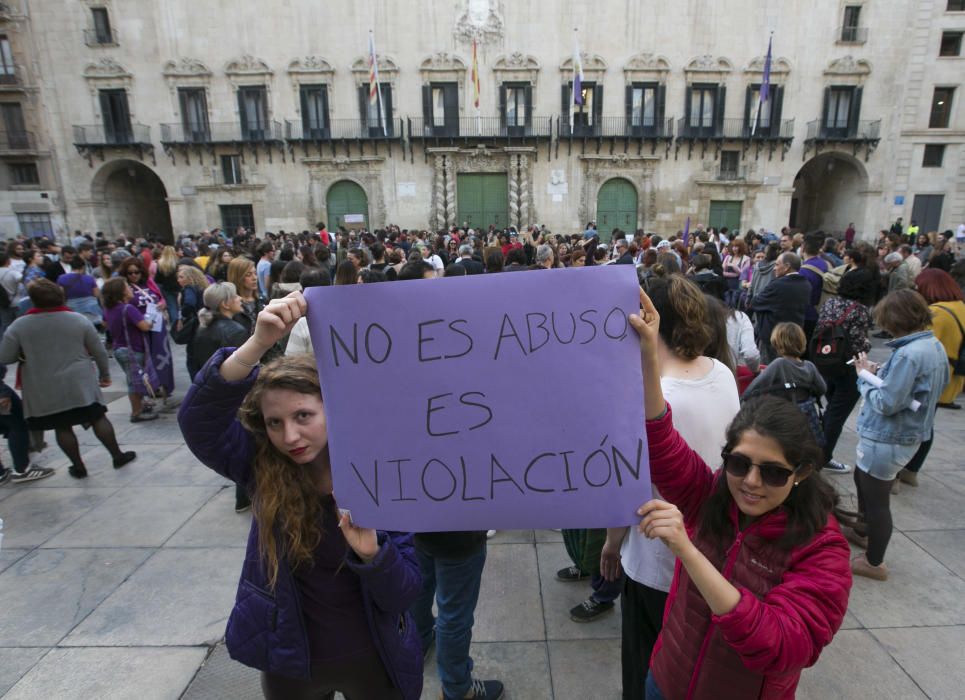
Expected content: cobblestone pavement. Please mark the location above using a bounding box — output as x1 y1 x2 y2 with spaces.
0 342 963 699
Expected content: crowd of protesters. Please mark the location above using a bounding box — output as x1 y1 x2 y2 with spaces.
0 214 961 699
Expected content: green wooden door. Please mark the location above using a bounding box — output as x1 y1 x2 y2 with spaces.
708 200 742 231
596 178 638 239
457 174 508 229
326 180 369 229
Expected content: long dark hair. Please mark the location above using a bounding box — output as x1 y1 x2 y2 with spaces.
698 396 838 552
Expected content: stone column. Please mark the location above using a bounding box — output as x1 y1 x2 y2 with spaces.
508 153 520 228
432 154 445 230
444 155 456 227
519 154 531 227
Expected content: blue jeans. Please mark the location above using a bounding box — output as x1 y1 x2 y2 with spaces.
591 571 623 604
0 389 29 473
410 546 487 700
645 671 666 700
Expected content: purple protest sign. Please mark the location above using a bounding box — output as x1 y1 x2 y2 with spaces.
305 266 649 531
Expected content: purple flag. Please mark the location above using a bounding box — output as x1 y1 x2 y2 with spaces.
305 267 650 532
682 217 691 247
760 37 772 104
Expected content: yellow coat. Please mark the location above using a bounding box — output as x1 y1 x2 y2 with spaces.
931 301 965 404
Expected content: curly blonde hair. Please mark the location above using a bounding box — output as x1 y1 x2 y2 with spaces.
238 354 325 589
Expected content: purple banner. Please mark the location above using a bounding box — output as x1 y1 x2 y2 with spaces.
305 266 649 531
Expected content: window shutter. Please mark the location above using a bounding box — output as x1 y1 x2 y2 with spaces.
684 86 692 131
821 87 831 128
499 83 507 126
848 86 862 136
744 85 755 130
561 83 570 129
422 84 432 127
772 85 784 127
320 85 329 129
524 84 532 126
714 85 726 134
358 84 368 126
656 84 666 131
237 89 248 134
299 87 311 133
625 84 633 125
99 91 114 138
382 85 393 133
593 84 604 125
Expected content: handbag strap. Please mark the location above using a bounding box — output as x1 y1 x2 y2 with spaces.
935 304 965 348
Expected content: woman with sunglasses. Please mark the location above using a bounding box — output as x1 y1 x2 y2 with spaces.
620 288 852 700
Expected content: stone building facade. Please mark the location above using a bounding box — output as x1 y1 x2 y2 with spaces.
8 0 965 241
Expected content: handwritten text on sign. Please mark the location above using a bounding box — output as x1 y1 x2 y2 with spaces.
305 266 649 531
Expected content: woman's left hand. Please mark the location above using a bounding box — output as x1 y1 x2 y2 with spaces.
337 510 379 562
637 499 693 558
629 288 660 358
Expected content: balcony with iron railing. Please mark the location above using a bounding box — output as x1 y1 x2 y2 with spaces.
805 119 880 141
73 123 150 146
285 118 401 141
837 26 868 44
715 165 748 181
677 117 794 140
0 130 34 151
159 121 284 144
84 28 117 47
407 116 553 140
558 116 675 139
0 64 22 87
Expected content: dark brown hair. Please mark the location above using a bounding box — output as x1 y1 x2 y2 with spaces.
101 277 128 309
647 274 711 360
27 278 65 308
873 289 933 337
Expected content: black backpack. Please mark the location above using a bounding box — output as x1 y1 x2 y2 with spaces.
809 303 859 370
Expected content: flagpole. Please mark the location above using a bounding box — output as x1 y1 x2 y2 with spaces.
751 33 773 137
571 28 579 136
370 30 387 137
473 39 481 136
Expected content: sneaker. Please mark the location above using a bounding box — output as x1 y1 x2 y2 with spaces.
556 565 589 582
113 451 137 469
897 469 918 487
442 679 504 700
823 460 852 474
68 464 88 479
569 598 615 622
486 530 497 539
160 397 182 413
0 468 10 485
11 465 55 483
851 554 888 581
130 410 159 423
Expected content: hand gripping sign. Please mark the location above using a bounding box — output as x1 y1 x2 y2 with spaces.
305 266 649 531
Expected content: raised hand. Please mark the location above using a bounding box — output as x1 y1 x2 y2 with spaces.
637 499 692 559
629 287 660 359
252 291 308 350
337 509 379 563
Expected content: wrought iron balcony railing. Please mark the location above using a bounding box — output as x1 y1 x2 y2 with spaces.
558 116 675 139
83 28 116 46
285 118 400 140
73 123 150 146
0 130 34 150
0 64 22 86
160 121 283 144
716 165 748 181
408 116 553 139
677 117 794 140
838 26 868 44
805 119 880 141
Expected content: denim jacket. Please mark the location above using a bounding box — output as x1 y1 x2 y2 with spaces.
856 331 949 445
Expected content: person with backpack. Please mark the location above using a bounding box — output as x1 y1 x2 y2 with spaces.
811 272 874 474
799 235 830 342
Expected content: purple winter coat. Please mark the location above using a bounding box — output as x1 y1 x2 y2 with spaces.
177 348 423 699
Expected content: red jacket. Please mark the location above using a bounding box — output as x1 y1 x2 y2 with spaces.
647 407 852 700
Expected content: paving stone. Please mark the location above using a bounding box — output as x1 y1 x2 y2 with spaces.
871 626 965 700
845 532 965 627
63 547 243 647
473 542 545 643
890 474 965 531
24 444 178 485
905 529 965 578
165 487 252 548
3 646 208 700
797 629 926 700
423 641 552 700
547 638 621 700
180 644 261 700
0 547 28 574
536 542 621 641
132 444 232 487
535 529 564 543
0 487 117 548
487 529 535 544
0 647 48 696
0 548 150 646
42 486 219 548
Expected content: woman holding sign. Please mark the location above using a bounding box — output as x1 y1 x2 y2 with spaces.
177 292 423 700
613 288 852 700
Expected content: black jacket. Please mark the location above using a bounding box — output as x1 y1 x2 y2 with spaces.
751 273 811 352
454 257 485 275
187 316 249 379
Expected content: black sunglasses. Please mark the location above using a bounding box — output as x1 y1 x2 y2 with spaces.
721 451 798 488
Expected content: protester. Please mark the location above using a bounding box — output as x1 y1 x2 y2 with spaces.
603 275 740 697
850 290 948 580
178 294 422 699
750 253 811 363
155 246 181 323
57 255 102 329
0 363 53 484
0 279 135 479
614 287 851 698
102 277 159 423
226 257 262 335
